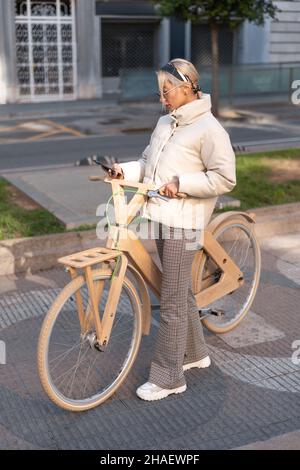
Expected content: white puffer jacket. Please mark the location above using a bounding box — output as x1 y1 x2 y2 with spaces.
119 94 236 229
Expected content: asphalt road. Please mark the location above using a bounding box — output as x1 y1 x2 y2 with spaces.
0 134 149 171
1 124 300 172
1 99 300 171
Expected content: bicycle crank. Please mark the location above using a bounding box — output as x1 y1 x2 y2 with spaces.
199 308 225 320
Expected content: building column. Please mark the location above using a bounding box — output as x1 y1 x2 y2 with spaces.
158 18 170 67
185 20 191 61
236 19 271 64
75 0 102 99
0 0 18 103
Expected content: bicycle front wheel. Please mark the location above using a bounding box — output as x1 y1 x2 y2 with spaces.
38 269 143 411
196 217 261 334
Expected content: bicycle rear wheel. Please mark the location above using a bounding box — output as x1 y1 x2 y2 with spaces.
196 217 261 334
38 269 142 411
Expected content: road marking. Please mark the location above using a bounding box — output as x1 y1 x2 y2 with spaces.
26 130 61 141
0 125 23 132
40 119 86 138
0 118 86 144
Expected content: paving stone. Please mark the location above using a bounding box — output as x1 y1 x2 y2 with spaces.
0 233 299 449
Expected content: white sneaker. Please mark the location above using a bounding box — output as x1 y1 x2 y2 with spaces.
183 355 211 371
136 382 187 401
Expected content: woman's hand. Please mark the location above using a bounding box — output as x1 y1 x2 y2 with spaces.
108 163 124 179
159 177 179 198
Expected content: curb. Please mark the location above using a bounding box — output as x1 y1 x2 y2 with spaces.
0 202 299 276
0 228 157 276
250 202 300 237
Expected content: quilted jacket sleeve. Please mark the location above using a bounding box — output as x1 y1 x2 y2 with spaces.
178 127 236 198
119 145 150 182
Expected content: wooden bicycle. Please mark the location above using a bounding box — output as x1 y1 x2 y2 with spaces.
38 176 261 411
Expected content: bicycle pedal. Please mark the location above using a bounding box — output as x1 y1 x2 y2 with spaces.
210 309 225 316
199 308 225 318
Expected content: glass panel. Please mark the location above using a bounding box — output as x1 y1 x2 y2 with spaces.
60 0 72 16
63 65 73 83
61 24 72 43
32 24 44 43
62 45 72 63
33 45 45 64
31 1 57 16
16 24 29 42
46 24 58 43
33 66 45 84
48 66 59 83
16 45 29 64
15 1 28 16
35 86 46 94
63 85 73 94
17 66 30 84
19 87 31 95
46 46 58 63
49 86 60 94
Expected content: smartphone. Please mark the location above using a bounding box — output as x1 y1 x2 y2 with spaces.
92 156 122 177
99 162 112 173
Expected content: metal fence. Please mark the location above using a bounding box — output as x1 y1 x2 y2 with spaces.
191 23 235 67
101 20 160 78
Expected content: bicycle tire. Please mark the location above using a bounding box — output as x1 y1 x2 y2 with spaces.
37 269 143 411
193 216 261 334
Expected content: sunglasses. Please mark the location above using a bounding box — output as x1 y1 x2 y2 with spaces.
156 84 184 98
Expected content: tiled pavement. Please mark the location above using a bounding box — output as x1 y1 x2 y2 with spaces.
0 233 299 450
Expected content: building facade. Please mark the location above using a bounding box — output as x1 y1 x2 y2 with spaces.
0 0 236 103
0 0 299 104
237 0 300 64
0 0 170 103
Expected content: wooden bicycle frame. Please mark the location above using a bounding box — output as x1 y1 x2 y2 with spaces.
58 177 244 349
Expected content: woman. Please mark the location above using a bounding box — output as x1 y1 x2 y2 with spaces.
109 58 236 401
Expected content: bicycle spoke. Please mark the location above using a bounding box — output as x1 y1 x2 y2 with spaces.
49 340 84 369
202 223 260 330
83 354 99 397
40 274 141 407
54 344 91 390
67 340 87 397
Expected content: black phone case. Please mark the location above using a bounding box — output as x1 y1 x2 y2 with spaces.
100 163 111 172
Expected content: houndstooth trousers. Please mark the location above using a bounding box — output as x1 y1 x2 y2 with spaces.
148 223 209 389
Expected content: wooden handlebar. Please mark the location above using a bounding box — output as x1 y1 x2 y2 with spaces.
89 175 188 198
89 175 107 181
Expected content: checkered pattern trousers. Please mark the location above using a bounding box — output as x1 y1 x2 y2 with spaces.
148 223 209 389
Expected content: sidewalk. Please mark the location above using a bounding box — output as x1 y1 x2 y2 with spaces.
0 93 293 121
0 231 299 449
1 165 240 230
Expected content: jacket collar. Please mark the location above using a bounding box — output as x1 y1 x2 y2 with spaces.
170 93 212 126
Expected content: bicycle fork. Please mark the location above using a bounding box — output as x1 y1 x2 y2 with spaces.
59 248 128 351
